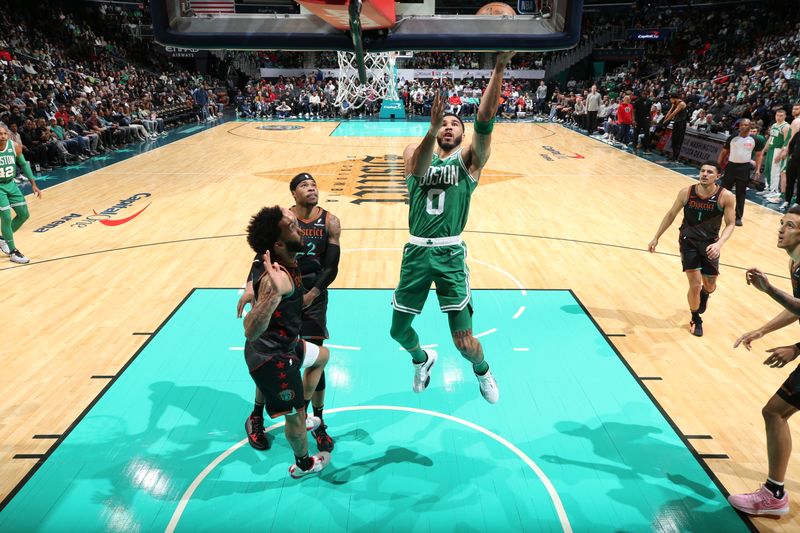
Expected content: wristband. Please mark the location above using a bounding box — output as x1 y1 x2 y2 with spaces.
473 119 494 135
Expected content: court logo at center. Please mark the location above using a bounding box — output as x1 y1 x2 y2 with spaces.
259 155 523 205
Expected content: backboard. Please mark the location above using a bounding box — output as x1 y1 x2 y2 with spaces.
150 0 582 53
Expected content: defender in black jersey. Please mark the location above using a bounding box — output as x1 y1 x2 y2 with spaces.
238 173 341 452
242 205 331 478
288 173 340 451
731 205 800 516
649 161 736 337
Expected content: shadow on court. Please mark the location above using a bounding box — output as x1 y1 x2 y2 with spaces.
528 412 747 532
561 304 686 331
326 445 433 485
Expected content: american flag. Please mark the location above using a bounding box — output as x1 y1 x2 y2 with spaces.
190 0 235 14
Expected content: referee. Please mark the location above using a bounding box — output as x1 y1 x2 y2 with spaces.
718 118 766 226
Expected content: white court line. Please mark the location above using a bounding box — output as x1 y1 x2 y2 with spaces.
512 306 526 319
474 328 497 339
398 343 439 351
326 344 361 351
164 405 572 533
513 348 530 352
228 347 243 351
465 257 527 296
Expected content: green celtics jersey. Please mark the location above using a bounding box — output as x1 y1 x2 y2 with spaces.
406 149 478 238
768 122 790 149
0 140 16 180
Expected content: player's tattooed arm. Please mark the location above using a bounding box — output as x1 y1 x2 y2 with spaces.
244 252 293 340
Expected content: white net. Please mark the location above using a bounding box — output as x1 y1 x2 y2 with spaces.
335 51 399 111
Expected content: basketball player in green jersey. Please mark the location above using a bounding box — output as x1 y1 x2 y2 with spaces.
0 124 41 264
763 110 791 203
390 52 515 404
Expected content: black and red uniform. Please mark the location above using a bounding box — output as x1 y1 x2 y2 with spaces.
678 184 724 276
244 259 309 418
295 207 331 339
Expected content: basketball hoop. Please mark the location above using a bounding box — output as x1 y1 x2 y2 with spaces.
335 51 399 111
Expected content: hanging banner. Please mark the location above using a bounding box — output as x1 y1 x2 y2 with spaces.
259 68 545 80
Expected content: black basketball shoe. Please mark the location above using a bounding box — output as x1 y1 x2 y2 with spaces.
312 423 334 452
245 414 270 450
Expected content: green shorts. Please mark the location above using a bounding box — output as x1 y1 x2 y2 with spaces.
0 180 25 212
392 240 471 315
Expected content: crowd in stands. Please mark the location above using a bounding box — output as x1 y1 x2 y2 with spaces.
0 0 225 172
233 72 546 120
3 0 799 178
572 1 800 143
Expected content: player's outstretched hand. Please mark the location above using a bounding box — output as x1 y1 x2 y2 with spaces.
764 345 800 368
496 52 517 68
745 267 770 293
237 289 254 318
430 88 446 130
647 238 658 253
734 329 764 351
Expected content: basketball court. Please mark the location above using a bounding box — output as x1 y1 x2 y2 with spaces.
0 118 797 531
1 0 799 528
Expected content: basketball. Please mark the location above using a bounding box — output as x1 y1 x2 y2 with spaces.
476 2 516 15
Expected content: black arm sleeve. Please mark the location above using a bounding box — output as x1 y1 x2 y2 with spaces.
313 243 340 291
246 255 261 286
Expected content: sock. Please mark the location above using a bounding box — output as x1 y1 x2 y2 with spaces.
251 402 264 418
412 350 428 365
313 404 324 421
691 310 701 323
473 359 489 376
295 453 314 471
304 399 311 413
766 478 785 499
698 288 710 314
0 209 14 250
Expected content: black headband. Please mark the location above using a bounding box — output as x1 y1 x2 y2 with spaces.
289 172 315 191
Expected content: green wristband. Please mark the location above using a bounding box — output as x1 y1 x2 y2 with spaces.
474 119 494 135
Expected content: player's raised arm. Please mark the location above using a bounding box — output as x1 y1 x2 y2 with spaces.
244 252 294 341
404 89 446 179
465 52 516 175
